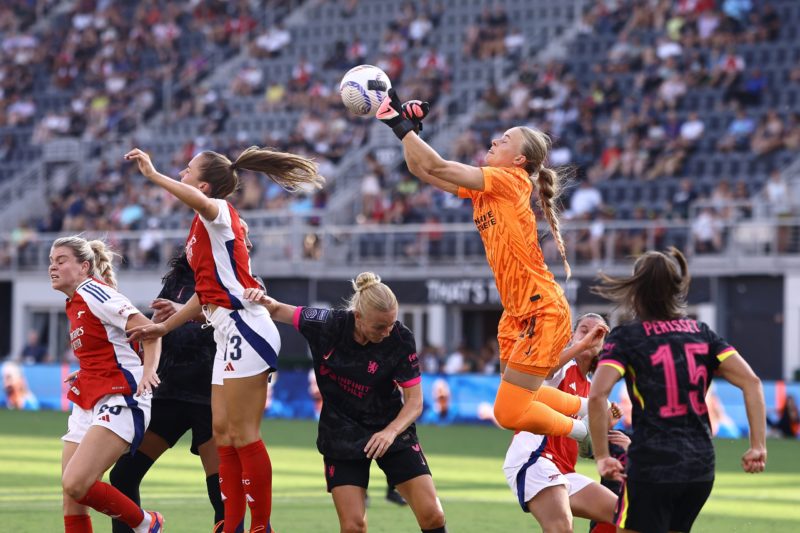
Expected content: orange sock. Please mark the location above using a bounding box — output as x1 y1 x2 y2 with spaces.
493 380 576 436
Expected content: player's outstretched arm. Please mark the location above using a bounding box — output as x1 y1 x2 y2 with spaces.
124 148 219 221
377 89 484 192
242 288 296 324
127 293 201 342
364 383 423 459
547 323 609 378
717 353 767 473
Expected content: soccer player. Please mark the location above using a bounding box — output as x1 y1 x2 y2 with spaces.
50 236 164 533
243 272 448 533
112 220 259 533
588 248 767 533
109 249 223 533
376 90 595 443
124 146 324 533
504 313 624 532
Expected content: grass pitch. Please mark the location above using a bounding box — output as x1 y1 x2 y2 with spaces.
1 410 798 532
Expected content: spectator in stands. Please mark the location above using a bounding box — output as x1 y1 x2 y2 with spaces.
769 395 799 438
678 112 705 150
710 45 746 92
19 330 49 365
567 177 603 219
692 207 724 253
442 343 467 374
1 361 39 410
717 109 756 152
760 170 791 216
731 180 753 219
251 22 291 58
750 110 785 156
673 178 699 220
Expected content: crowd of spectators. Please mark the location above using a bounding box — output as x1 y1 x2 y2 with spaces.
2 0 800 269
352 0 800 263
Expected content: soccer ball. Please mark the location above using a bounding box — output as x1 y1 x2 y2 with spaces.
339 64 392 117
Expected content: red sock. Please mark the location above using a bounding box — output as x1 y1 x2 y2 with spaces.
218 445 246 533
64 514 93 533
236 440 273 532
76 480 144 527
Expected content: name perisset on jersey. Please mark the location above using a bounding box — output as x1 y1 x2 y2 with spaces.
70 326 84 350
642 319 702 336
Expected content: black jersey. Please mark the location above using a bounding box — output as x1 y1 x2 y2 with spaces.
598 319 738 483
295 306 422 460
152 258 216 405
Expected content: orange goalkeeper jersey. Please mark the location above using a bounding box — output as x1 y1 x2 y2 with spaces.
458 166 564 316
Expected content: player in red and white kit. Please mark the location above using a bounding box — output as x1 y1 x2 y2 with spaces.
51 236 164 533
503 313 626 532
124 146 324 533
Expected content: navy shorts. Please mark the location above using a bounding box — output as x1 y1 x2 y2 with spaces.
147 399 213 455
323 444 431 492
615 478 714 533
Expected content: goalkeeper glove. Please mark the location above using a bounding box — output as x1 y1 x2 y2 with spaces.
376 88 419 140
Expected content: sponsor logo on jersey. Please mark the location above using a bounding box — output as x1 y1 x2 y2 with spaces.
185 235 197 263
70 326 84 351
77 310 85 319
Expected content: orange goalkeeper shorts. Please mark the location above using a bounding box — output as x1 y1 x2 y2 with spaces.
497 297 572 377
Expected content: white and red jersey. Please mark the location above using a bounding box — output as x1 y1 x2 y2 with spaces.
503 360 590 475
65 277 143 410
185 199 261 309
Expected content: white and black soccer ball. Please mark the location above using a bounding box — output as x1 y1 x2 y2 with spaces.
339 65 392 117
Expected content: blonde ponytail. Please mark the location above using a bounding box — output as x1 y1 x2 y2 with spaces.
88 240 119 288
536 167 571 278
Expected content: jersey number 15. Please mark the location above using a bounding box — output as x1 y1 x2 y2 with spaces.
650 343 709 418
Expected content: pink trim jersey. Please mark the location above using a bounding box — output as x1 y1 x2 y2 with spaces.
504 361 590 475
65 278 144 410
185 199 261 309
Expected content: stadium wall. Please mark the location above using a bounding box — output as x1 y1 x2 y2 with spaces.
5 271 798 380
2 364 797 439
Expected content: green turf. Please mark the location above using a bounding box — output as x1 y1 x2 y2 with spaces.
1 410 799 532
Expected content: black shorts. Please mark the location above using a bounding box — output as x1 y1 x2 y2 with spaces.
615 478 714 533
147 399 213 456
323 445 432 492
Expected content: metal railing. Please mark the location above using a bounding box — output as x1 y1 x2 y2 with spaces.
2 210 799 279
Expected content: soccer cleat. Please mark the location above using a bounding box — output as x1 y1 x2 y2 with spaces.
213 520 246 533
385 487 407 506
146 511 164 532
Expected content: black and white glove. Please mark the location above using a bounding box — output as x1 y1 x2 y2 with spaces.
376 88 422 140
401 99 430 132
